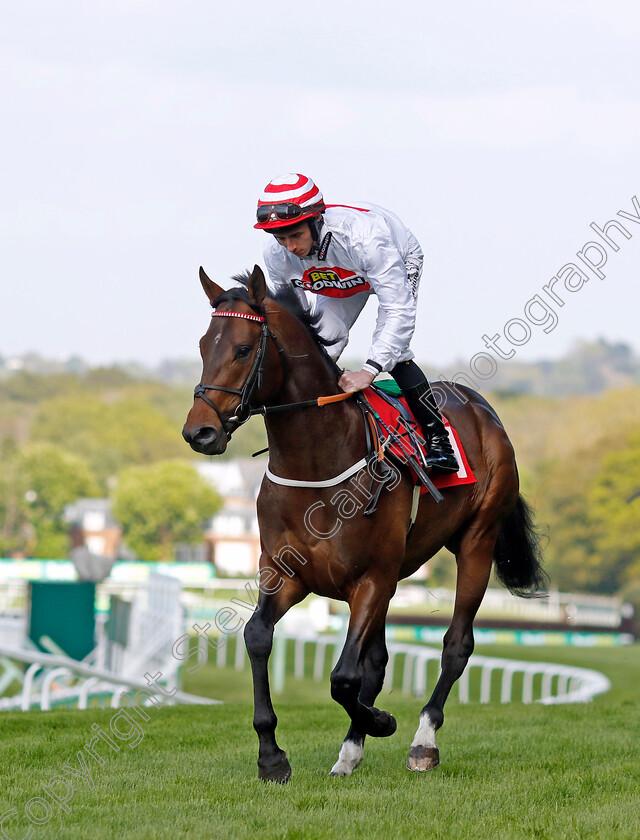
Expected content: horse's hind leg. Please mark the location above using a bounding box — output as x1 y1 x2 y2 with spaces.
330 626 388 777
244 572 306 783
408 528 496 772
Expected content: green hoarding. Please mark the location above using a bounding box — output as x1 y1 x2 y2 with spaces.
29 581 96 661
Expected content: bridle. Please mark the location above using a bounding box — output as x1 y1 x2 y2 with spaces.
193 304 356 443
193 308 284 440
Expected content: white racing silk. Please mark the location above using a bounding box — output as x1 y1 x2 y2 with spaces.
262 202 423 373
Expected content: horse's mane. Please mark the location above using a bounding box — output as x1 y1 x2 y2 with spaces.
213 271 342 378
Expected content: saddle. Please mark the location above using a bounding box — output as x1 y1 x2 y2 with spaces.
357 380 476 508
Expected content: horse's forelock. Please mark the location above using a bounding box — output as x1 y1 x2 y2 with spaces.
211 283 262 314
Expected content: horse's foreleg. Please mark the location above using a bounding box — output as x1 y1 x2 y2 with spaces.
408 530 495 772
244 574 306 783
330 626 388 776
330 577 397 741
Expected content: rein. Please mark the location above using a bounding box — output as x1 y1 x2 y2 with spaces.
249 390 354 417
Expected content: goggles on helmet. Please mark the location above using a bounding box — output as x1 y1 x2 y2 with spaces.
256 202 324 225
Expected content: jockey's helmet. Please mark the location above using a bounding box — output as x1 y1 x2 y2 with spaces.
254 173 325 230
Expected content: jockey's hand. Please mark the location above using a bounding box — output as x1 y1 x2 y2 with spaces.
338 369 376 393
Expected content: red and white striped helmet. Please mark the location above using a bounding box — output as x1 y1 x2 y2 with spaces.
254 173 325 230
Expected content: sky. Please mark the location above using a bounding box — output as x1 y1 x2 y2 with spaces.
2 0 640 372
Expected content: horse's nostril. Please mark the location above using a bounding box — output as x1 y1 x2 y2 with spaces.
194 426 218 445
182 425 218 447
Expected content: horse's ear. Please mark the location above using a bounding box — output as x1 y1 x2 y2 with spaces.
247 264 266 307
199 267 225 305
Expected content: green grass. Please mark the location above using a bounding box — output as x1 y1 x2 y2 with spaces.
1 644 638 839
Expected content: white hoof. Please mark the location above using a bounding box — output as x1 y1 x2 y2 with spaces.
329 740 364 777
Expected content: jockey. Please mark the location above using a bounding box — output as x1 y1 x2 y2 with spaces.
255 173 459 474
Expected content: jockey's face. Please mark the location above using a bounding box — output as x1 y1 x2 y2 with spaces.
272 221 314 258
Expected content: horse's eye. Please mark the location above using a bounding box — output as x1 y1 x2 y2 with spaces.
235 345 252 360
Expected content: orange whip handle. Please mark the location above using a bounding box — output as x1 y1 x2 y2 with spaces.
317 392 356 407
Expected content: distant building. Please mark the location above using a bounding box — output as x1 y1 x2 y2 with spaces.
196 459 264 577
64 498 122 558
63 459 266 573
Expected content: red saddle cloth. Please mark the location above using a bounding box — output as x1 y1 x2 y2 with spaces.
363 387 477 495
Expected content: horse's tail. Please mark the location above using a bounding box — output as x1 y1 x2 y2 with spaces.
493 495 547 598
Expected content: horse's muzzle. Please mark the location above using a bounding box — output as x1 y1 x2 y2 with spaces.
181 423 227 455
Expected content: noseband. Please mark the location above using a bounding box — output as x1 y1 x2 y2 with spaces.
193 309 282 440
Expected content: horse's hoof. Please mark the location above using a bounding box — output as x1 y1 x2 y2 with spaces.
369 710 397 738
379 712 397 738
329 742 364 776
407 745 440 772
258 754 292 784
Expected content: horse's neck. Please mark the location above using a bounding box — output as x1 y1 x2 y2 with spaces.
264 320 364 479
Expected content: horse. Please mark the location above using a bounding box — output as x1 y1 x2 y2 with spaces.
183 265 545 783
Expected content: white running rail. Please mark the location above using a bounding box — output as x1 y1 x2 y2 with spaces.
0 645 220 712
241 632 611 704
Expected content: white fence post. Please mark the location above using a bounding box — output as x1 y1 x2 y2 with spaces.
234 635 245 671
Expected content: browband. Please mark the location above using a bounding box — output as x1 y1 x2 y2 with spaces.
211 311 264 323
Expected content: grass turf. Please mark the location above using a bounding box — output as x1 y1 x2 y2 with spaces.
1 644 638 840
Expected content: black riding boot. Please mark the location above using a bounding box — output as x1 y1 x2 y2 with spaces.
391 361 459 475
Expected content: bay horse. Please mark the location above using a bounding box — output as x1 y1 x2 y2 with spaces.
183 265 544 783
